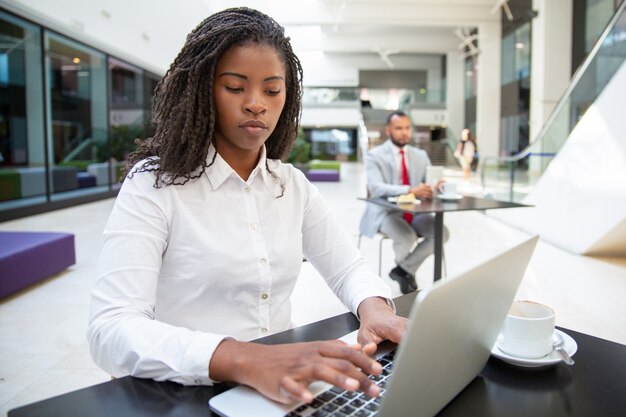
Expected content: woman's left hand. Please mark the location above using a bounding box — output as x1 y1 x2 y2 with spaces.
356 297 408 348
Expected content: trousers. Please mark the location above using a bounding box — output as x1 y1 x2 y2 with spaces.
379 211 449 276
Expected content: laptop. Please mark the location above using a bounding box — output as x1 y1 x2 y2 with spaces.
209 236 539 417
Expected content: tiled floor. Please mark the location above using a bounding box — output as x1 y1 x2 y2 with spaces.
1 162 625 416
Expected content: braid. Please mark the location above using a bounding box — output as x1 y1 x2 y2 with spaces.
124 7 303 189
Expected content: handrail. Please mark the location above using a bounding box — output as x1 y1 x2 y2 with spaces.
480 1 626 195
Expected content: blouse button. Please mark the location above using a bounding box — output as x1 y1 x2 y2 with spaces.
260 258 267 265
251 222 258 230
244 187 251 193
261 293 268 300
261 327 268 334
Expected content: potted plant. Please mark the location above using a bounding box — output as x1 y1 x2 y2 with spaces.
285 128 310 173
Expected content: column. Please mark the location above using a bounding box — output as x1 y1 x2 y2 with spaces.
476 21 502 158
446 51 465 139
529 0 573 174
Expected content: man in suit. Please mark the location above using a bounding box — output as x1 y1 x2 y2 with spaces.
359 111 449 293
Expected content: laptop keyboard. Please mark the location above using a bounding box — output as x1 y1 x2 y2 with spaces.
284 349 396 417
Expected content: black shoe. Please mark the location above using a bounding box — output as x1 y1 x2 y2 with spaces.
389 266 417 294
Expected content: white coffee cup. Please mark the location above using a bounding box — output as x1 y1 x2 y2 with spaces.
440 182 457 196
498 300 556 359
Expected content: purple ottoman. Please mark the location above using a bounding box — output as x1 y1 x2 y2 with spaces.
77 172 97 188
306 169 340 182
0 232 75 299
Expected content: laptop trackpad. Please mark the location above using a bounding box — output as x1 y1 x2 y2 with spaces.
209 380 331 417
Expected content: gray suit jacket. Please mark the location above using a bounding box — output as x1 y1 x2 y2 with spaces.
359 140 431 237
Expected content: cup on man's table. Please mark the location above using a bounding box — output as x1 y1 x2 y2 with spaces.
440 182 458 197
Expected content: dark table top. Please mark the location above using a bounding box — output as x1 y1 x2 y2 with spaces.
360 195 528 214
9 294 626 417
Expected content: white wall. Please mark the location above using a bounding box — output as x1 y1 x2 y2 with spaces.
300 107 362 128
409 109 448 126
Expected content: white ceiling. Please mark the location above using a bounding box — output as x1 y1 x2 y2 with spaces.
3 0 503 73
213 0 499 54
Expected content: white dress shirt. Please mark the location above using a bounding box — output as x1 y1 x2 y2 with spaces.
87 146 391 386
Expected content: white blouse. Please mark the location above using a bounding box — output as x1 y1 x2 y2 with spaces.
87 146 391 386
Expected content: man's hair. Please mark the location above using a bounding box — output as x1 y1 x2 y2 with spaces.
124 7 303 187
385 110 409 126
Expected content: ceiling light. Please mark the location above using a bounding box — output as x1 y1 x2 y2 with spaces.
72 57 80 64
515 42 525 49
491 0 514 21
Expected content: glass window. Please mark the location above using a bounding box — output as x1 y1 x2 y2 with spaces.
143 72 160 138
44 32 107 197
501 23 531 85
306 128 357 161
0 11 45 206
108 57 143 180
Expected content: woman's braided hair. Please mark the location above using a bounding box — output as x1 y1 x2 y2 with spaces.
124 7 303 188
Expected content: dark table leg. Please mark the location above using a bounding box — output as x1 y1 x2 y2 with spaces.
434 212 443 281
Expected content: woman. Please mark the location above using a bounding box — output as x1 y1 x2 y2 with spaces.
454 128 477 180
87 7 406 405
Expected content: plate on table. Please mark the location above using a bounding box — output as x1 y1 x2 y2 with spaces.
490 329 578 368
437 193 463 201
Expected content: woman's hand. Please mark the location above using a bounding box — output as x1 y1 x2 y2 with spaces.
356 297 407 347
209 338 383 404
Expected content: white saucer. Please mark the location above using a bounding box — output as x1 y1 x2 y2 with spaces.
437 193 463 201
490 329 578 368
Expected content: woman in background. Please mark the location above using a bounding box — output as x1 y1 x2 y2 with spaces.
454 128 477 180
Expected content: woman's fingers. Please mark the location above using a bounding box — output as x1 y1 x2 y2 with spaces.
279 375 313 404
246 340 385 405
311 358 382 397
319 341 382 375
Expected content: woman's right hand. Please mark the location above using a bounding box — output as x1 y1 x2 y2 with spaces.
209 339 382 404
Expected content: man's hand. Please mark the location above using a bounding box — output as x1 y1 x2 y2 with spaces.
209 338 383 405
409 183 433 199
357 297 407 347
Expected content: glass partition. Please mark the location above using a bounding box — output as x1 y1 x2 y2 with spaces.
302 87 359 106
302 86 447 109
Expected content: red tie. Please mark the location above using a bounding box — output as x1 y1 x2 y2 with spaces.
400 148 413 224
